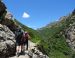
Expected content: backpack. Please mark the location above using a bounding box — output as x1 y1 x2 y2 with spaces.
21 32 29 42
23 32 29 39
15 28 23 42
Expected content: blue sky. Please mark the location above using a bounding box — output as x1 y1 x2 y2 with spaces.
3 0 75 29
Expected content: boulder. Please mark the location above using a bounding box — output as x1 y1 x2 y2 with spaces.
5 12 13 20
0 24 15 58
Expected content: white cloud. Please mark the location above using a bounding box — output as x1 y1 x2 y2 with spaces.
22 12 30 18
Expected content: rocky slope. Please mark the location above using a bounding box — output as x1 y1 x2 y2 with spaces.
0 24 15 58
65 22 75 51
0 1 16 58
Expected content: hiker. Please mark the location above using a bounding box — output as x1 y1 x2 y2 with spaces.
21 31 30 51
15 27 23 56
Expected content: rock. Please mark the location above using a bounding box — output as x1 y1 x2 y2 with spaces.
65 23 75 51
5 12 13 19
32 53 38 58
0 24 15 58
0 42 7 53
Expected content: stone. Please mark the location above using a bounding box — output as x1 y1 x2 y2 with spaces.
0 24 15 58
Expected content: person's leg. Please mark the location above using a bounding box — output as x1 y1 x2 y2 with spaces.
16 43 19 53
26 40 28 50
16 45 20 57
21 44 24 51
16 46 19 53
20 41 25 51
16 43 21 56
21 44 25 54
19 45 21 53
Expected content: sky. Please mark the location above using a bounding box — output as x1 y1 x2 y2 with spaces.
3 0 75 29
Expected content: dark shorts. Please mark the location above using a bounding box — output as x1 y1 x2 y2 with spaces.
16 41 21 46
16 41 24 46
16 39 28 46
23 39 28 45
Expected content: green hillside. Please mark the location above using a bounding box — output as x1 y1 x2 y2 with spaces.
37 9 75 58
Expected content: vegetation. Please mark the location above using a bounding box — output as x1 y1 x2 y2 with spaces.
37 10 75 58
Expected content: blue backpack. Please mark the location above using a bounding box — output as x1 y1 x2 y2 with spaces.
15 28 23 42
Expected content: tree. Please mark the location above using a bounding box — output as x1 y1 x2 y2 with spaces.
72 9 75 15
0 1 7 16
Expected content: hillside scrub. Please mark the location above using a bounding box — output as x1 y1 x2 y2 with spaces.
38 10 75 58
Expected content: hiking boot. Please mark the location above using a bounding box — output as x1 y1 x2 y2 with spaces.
16 52 20 57
25 50 28 54
26 48 28 50
21 51 25 55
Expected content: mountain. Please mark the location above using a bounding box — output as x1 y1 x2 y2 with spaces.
37 9 75 58
1 0 75 58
